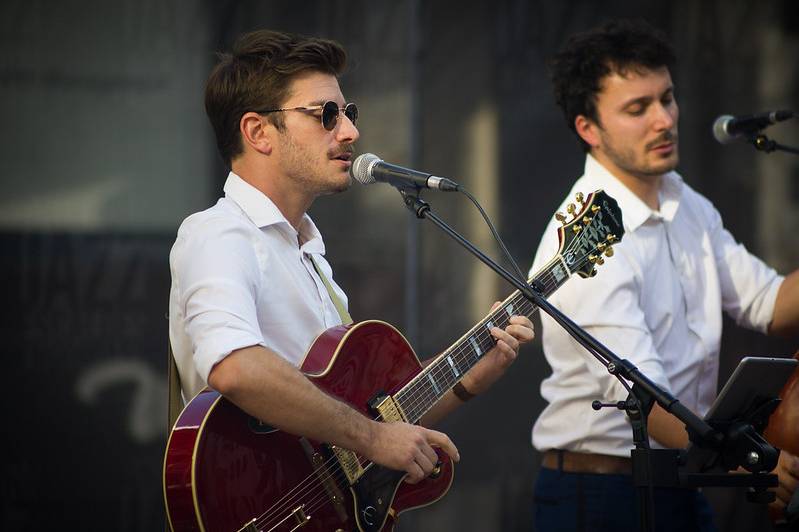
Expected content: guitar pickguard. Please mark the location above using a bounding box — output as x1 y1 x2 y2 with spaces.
351 465 406 532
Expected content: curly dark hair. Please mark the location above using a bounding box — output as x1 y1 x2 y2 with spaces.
204 30 347 168
550 19 676 151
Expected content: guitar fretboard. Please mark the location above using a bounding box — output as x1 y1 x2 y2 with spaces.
393 256 571 423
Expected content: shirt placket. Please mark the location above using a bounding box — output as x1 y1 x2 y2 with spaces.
665 220 710 409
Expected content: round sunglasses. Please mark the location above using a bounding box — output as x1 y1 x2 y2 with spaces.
256 101 358 131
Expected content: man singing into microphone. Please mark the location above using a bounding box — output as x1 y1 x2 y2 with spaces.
168 28 534 521
528 19 799 531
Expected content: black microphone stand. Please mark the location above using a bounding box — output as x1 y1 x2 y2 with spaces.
399 189 780 532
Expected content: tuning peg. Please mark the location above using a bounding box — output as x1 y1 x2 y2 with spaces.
555 212 567 224
596 256 605 265
575 192 585 204
572 225 582 234
567 203 577 215
591 205 600 214
604 246 614 257
606 234 617 243
582 216 592 225
589 254 598 264
597 242 607 252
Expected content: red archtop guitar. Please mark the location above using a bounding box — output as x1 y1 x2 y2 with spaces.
163 190 624 532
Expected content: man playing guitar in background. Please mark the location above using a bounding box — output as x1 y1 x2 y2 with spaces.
528 19 799 532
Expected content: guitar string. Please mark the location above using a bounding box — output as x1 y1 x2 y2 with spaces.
249 235 611 530
259 461 348 531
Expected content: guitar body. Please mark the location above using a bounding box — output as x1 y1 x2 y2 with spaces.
163 320 454 532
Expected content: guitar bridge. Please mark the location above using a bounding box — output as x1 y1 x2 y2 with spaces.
290 505 311 529
236 503 310 531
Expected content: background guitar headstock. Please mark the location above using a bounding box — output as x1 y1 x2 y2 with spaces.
555 190 625 278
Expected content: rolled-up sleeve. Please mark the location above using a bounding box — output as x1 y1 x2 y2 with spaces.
706 202 783 333
172 216 265 384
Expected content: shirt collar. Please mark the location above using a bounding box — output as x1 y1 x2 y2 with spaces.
582 154 684 231
223 172 326 254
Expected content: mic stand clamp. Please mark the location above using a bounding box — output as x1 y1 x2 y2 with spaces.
746 133 799 155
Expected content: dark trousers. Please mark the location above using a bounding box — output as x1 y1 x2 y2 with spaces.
534 466 717 532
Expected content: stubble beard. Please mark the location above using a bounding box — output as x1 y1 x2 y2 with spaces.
278 130 352 196
601 130 680 180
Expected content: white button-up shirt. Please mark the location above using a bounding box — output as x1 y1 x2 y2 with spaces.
169 172 348 401
529 155 783 456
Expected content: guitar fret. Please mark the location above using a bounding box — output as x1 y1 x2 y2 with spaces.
490 312 510 330
469 337 482 357
479 331 495 353
438 370 457 391
454 350 471 376
446 355 460 377
550 261 568 284
403 385 424 422
426 373 441 395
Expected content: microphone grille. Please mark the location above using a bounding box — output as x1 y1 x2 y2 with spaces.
712 115 735 144
351 153 381 185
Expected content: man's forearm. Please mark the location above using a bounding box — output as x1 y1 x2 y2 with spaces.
770 269 799 337
208 344 376 455
648 403 690 449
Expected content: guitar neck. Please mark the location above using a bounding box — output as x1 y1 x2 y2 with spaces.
393 255 571 423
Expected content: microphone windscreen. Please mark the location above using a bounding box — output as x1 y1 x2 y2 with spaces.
712 115 735 144
351 153 381 184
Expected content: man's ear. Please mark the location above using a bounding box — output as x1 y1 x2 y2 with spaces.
240 112 273 156
575 115 600 150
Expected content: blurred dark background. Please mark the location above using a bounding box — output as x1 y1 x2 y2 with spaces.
2 1 798 530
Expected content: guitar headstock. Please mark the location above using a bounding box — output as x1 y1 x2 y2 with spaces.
555 190 625 278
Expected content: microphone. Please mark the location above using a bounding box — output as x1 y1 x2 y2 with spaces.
351 153 460 191
712 110 795 144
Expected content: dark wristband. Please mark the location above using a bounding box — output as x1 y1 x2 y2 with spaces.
453 381 476 402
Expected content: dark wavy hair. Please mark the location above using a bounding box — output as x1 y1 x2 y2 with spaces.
550 19 676 151
205 30 347 167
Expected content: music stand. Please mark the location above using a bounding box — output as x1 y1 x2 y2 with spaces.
688 357 796 471
634 356 797 504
